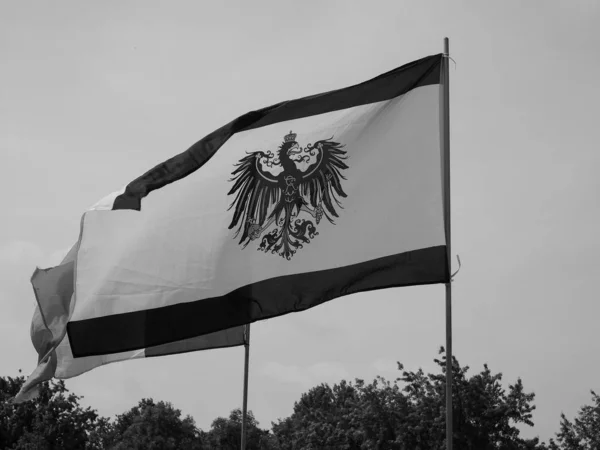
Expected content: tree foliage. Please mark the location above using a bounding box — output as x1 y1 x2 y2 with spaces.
0 373 108 450
104 398 203 450
549 391 600 450
271 348 547 450
202 408 275 449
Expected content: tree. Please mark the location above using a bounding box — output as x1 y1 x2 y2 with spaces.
273 380 384 450
0 373 108 450
103 398 204 450
399 348 546 450
271 348 548 450
203 408 275 449
549 391 600 450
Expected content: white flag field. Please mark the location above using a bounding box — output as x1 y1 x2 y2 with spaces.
16 53 449 401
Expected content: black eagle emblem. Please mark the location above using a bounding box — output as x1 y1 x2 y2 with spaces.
227 131 348 259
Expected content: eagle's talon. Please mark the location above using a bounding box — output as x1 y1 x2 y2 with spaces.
248 222 262 240
315 205 324 224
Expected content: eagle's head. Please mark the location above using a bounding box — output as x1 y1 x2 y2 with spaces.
278 140 302 162
279 131 303 161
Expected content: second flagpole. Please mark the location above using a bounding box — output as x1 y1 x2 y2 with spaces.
241 323 251 450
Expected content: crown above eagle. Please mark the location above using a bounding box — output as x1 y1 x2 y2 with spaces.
284 131 297 143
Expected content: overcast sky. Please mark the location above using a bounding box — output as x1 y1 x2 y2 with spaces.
1 0 599 443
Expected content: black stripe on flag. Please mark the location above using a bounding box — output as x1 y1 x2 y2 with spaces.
144 327 246 358
67 245 448 357
112 54 442 211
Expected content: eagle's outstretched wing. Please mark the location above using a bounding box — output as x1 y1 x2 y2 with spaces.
227 152 281 244
298 139 348 223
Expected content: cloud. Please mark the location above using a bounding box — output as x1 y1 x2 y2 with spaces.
261 361 350 387
0 241 44 266
44 246 72 267
371 359 400 374
0 241 72 269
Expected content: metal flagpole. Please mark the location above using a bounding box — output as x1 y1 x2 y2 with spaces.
241 324 251 450
442 37 453 450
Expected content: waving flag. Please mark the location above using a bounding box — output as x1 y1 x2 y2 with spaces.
18 53 448 393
